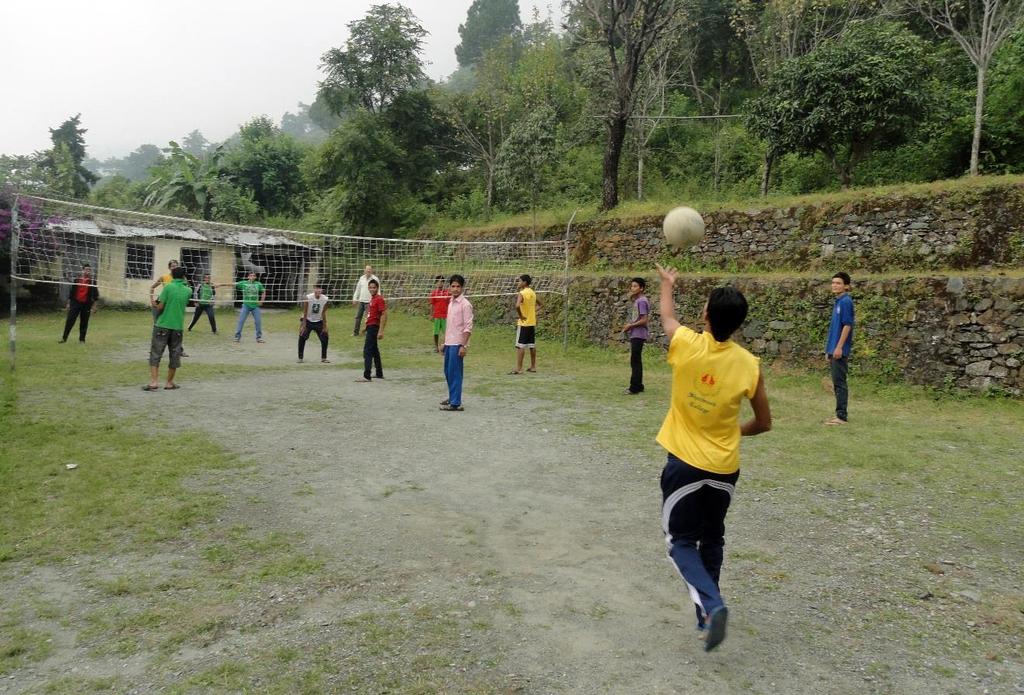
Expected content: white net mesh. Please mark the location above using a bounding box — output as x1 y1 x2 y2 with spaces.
11 196 569 305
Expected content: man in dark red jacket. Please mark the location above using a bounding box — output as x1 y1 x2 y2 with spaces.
60 264 100 343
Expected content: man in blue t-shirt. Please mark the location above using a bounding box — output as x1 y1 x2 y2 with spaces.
825 272 855 425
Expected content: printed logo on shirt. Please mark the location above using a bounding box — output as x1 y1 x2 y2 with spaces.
687 372 721 414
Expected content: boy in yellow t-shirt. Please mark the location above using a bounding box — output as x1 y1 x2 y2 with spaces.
654 263 772 652
511 274 540 374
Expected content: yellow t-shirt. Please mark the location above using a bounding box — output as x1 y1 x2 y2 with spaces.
160 273 172 284
517 287 537 327
655 326 761 474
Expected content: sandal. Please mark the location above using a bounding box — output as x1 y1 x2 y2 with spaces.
164 384 180 390
142 384 159 391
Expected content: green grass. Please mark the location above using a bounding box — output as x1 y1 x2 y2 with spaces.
421 173 1024 235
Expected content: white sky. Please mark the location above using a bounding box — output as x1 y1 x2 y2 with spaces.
2 0 559 159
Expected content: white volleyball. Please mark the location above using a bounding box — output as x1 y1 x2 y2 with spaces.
662 206 706 249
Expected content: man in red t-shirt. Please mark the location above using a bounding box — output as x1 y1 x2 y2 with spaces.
357 279 387 382
60 264 100 343
429 274 449 353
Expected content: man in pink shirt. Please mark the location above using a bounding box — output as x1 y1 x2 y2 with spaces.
440 274 473 412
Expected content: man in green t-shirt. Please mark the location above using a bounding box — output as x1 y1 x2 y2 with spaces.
219 272 266 343
145 266 192 391
187 274 217 333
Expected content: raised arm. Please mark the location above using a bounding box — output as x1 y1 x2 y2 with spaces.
655 263 682 337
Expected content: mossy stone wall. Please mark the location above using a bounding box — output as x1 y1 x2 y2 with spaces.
450 182 1024 272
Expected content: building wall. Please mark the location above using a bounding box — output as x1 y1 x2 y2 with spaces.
95 239 236 305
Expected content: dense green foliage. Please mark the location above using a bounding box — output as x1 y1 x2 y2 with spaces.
2 1 1023 236
748 22 934 188
37 114 99 198
455 0 522 67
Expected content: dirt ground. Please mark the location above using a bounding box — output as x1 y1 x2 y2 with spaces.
5 333 1022 694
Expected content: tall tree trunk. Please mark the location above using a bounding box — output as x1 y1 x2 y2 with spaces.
839 166 851 190
970 63 986 177
713 123 723 193
760 150 774 197
601 115 628 211
485 164 494 212
637 145 645 200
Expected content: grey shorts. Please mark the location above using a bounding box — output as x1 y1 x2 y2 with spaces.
150 327 183 368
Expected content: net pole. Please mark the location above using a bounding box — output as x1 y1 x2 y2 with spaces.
8 196 19 372
562 209 579 352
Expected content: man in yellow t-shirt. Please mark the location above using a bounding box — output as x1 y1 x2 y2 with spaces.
654 263 772 652
511 274 540 374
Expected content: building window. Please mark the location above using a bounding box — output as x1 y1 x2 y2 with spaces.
125 244 154 279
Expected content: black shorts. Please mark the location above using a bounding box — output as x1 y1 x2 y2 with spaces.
515 325 536 348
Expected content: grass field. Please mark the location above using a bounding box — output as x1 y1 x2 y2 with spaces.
421 173 1024 236
1 306 1022 693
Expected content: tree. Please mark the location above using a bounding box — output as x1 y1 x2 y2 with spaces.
115 144 164 181
631 52 678 200
144 142 225 220
747 21 933 188
444 39 519 210
380 90 456 199
907 0 1024 176
495 105 558 230
0 155 48 193
90 175 147 210
181 130 211 156
455 0 522 67
307 93 346 132
572 0 685 209
39 114 99 198
983 28 1024 170
318 4 428 115
280 103 330 143
222 117 308 217
732 0 880 194
307 111 408 235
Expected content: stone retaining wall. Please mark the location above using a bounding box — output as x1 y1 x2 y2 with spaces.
563 274 1024 395
449 182 1024 272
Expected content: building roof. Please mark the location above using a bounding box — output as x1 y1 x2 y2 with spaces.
64 218 310 248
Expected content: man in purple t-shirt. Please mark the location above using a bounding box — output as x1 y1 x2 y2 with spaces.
622 277 650 395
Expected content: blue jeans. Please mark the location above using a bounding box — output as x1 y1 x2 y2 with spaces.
443 344 464 407
829 355 849 421
234 305 262 340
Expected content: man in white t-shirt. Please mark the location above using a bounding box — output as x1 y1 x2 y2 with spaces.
351 264 380 336
298 284 330 363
